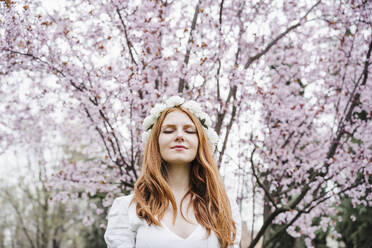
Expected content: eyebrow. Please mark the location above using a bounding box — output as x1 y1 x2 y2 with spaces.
161 124 196 129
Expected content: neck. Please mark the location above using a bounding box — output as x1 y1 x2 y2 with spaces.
166 162 191 194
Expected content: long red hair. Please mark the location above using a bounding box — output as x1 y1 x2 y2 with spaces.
132 107 236 247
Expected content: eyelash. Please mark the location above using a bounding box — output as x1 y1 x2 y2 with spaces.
163 130 196 134
186 131 196 134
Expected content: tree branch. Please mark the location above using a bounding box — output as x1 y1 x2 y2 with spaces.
218 86 238 165
248 207 287 248
5 49 136 189
219 0 224 25
250 145 278 209
258 38 372 248
265 178 364 247
178 0 201 93
322 38 372 177
215 2 245 136
244 0 322 69
116 8 138 65
5 49 88 92
2 190 36 248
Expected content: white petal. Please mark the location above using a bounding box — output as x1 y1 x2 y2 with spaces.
165 96 185 107
142 130 151 143
206 128 219 145
150 103 167 118
204 115 212 127
203 127 218 153
197 112 212 127
143 115 156 130
182 100 202 115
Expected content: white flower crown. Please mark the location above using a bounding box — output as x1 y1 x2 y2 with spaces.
142 96 219 152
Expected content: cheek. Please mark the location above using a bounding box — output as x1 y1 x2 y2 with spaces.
190 138 199 158
158 136 166 152
158 134 172 152
192 136 199 148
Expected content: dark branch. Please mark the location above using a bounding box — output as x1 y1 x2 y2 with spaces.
5 49 135 190
265 178 364 247
116 8 138 65
250 145 278 209
255 38 372 247
248 207 287 248
244 0 321 69
219 0 224 25
178 0 201 93
218 86 238 165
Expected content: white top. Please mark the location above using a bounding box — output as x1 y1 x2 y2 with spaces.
104 194 241 248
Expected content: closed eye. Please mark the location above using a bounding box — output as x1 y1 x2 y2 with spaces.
162 130 196 134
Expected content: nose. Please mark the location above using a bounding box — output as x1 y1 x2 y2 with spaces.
175 130 185 142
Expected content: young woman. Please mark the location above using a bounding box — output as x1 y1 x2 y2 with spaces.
104 96 241 248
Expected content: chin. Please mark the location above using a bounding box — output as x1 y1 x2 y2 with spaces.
166 157 193 165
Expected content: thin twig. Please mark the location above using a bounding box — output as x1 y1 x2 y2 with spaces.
116 8 138 65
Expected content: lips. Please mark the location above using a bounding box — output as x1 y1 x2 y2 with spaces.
172 145 187 150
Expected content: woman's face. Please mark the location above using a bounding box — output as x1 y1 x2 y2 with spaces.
158 110 199 166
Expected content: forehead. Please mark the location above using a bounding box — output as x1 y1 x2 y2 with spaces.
162 110 195 126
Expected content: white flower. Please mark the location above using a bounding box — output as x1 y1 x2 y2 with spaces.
197 111 212 127
142 96 219 153
206 128 219 145
150 103 167 118
204 115 212 127
203 127 219 153
143 114 157 131
182 100 202 117
142 130 151 143
165 96 185 107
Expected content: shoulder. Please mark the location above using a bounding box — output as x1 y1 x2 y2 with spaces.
109 194 135 215
114 194 134 205
105 194 138 247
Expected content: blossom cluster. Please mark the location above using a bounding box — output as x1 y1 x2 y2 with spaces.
142 96 218 152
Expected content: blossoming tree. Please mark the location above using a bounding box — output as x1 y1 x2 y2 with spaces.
1 0 371 246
